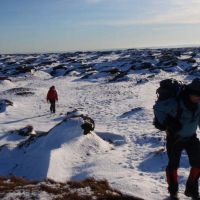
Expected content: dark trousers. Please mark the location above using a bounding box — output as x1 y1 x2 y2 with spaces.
49 100 56 113
166 134 200 195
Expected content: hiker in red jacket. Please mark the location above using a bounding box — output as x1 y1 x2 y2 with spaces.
46 86 58 113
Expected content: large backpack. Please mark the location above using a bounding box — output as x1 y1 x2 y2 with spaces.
153 78 185 131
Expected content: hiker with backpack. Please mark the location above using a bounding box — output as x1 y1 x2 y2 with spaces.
46 86 58 113
153 78 200 199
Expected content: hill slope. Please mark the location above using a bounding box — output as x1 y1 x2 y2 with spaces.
0 47 200 199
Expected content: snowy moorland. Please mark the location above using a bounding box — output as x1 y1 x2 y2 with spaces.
0 47 200 199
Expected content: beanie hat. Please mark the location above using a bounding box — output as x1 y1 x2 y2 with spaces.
186 78 200 96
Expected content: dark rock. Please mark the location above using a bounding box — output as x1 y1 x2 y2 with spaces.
159 52 178 67
15 92 35 96
2 87 34 96
185 66 198 73
79 64 90 69
66 110 95 135
164 60 177 66
104 68 120 74
81 121 94 135
98 51 112 56
147 74 155 79
24 58 37 65
109 71 128 82
0 76 12 81
52 64 66 70
184 57 196 63
18 125 34 136
0 99 13 113
50 65 68 76
191 52 197 57
40 60 56 66
6 61 16 66
3 99 13 106
140 62 153 69
81 116 95 135
15 66 32 74
188 66 200 76
136 78 148 85
174 51 181 57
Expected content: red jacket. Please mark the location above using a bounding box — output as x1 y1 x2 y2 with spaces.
47 88 58 101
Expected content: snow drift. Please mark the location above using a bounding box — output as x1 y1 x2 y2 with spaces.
0 111 111 181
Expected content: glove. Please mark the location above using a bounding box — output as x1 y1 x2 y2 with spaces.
165 115 182 134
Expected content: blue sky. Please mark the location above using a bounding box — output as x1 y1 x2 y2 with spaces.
1 0 200 53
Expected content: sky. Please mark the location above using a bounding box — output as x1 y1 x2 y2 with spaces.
1 0 200 54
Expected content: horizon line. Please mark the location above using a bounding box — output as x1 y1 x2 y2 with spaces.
1 44 200 55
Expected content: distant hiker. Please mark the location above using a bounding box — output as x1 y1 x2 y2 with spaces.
153 78 200 199
46 86 58 113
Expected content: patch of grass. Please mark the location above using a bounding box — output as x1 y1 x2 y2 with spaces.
0 176 144 200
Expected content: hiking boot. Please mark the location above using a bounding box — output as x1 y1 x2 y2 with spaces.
184 189 200 199
192 197 200 200
169 192 179 200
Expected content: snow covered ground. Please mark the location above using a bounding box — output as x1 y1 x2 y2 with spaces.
0 48 200 199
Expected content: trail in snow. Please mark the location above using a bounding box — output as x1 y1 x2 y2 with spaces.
0 68 198 199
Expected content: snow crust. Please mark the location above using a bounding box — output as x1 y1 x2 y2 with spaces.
0 48 200 199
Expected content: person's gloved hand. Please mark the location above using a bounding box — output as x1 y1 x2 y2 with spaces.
166 115 182 133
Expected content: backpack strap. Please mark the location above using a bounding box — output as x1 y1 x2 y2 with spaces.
165 97 183 135
175 98 182 120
